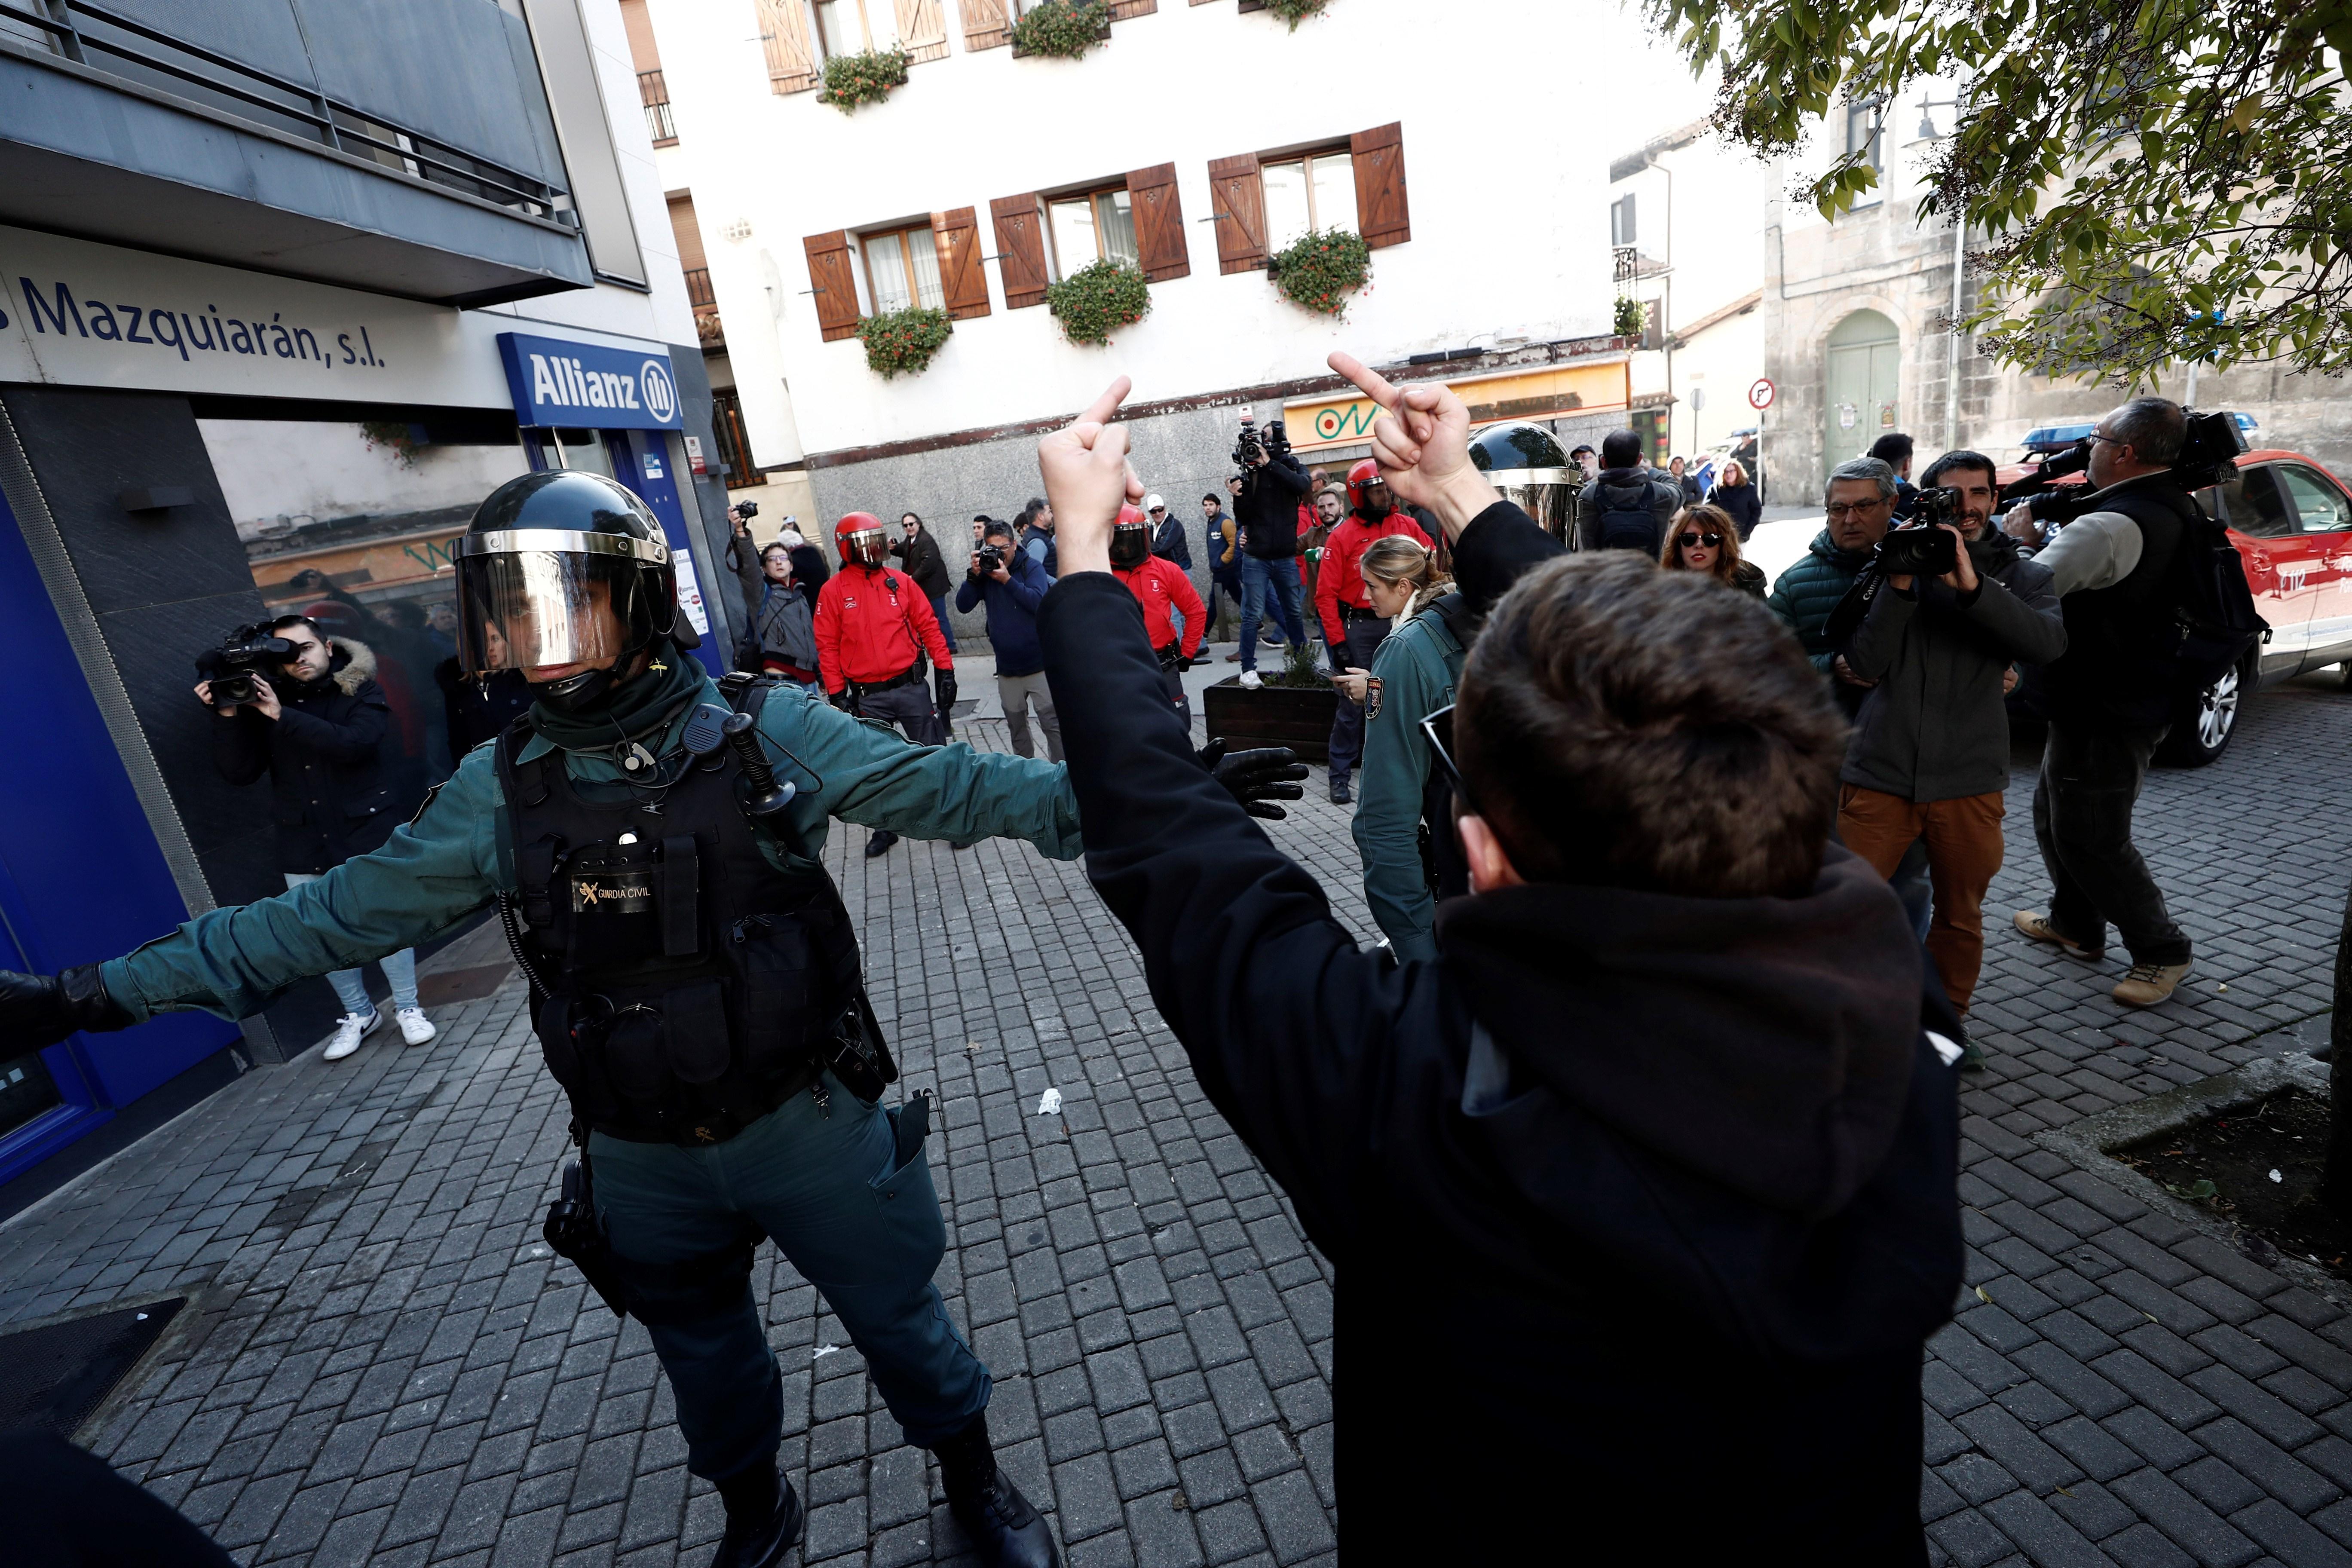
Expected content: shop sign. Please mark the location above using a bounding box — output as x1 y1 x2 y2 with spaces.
498 332 681 430
1285 358 1630 455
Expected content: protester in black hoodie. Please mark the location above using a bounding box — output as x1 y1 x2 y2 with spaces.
1035 359 1962 1563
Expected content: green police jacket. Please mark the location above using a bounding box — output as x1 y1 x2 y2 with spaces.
1349 604 1465 966
102 673 1082 1024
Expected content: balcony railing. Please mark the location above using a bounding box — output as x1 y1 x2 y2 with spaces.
683 266 716 307
683 267 723 346
2 0 572 220
638 69 676 146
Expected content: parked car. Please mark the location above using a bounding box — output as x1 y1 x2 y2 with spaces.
2003 447 2352 766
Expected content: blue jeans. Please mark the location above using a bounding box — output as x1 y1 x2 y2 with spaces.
1238 554 1306 672
589 1075 985 1482
927 592 958 654
284 872 416 1014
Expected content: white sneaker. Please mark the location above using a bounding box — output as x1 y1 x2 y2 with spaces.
322 1008 382 1061
1239 670 1263 690
396 1007 436 1046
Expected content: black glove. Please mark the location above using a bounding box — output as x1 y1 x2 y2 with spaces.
0 964 134 1050
935 669 957 721
1199 738 1308 821
830 690 857 714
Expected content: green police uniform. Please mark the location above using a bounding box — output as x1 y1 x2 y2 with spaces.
1349 605 1465 966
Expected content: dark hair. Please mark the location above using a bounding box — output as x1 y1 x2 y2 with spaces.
265 612 325 643
983 520 1017 543
378 599 426 630
1026 496 1047 513
1919 449 1997 490
1569 444 1595 459
1202 493 1219 505
900 512 922 527
972 513 992 524
1456 554 1846 897
1868 432 1915 463
1599 430 1644 469
2109 396 2187 465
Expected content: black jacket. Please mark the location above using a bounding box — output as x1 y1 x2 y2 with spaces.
1039 502 1960 1561
1709 480 1764 539
1235 453 1311 559
889 527 952 598
1577 466 1682 554
214 639 401 875
435 658 533 760
2040 475 2201 729
788 543 828 610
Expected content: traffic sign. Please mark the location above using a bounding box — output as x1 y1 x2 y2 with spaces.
1747 377 1776 410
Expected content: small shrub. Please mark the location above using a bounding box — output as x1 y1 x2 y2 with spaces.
1267 638 1330 689
1267 228 1371 317
1614 296 1646 339
1262 0 1332 29
1011 0 1110 58
817 46 910 112
1047 259 1151 346
361 420 423 468
858 306 953 379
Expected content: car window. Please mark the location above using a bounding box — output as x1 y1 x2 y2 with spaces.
2276 464 2352 535
2212 467 2295 538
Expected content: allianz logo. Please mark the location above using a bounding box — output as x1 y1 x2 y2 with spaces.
525 351 679 424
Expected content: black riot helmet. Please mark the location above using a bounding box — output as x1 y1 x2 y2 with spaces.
1108 502 1152 569
452 471 691 711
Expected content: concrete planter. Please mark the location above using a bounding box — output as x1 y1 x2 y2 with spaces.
1203 675 1335 762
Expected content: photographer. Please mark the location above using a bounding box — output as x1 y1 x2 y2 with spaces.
1231 418 1312 689
196 615 432 1059
955 519 1062 762
1838 451 2065 1038
1035 361 1959 1560
744 542 822 690
2001 397 2203 1007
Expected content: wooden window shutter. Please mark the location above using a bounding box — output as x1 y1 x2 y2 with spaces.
990 194 1050 309
1108 0 1156 17
931 208 992 318
755 0 820 93
959 0 1009 49
1351 122 1411 248
1207 153 1267 274
804 231 863 342
1126 163 1188 282
893 0 949 61
1237 0 1265 10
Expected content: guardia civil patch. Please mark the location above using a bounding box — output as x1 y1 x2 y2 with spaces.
1364 677 1384 720
572 871 654 913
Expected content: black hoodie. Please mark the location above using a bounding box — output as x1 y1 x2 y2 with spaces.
1040 501 1961 1562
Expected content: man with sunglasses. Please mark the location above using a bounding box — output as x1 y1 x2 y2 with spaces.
1033 358 1960 1561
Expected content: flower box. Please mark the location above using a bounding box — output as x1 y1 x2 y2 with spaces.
1203 675 1335 762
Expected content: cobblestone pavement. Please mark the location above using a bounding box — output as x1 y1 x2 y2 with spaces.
3 662 2352 1568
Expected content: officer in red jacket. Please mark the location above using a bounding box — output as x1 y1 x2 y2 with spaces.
1109 504 1206 729
814 511 956 855
1317 459 1433 804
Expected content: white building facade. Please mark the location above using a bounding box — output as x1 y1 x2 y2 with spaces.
636 0 1686 612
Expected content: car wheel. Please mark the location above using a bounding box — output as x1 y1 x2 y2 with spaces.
2157 656 2249 767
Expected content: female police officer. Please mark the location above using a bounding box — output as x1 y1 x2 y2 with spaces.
0 472 1082 1568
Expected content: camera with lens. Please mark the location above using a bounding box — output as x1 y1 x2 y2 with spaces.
974 542 1006 574
1875 523 1959 579
1231 413 1263 469
1911 485 1966 531
730 499 760 522
194 625 296 706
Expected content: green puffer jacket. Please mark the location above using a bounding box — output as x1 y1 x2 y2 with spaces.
1351 603 1467 965
1765 528 1872 677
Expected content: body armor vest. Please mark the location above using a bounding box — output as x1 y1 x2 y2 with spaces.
496 693 861 1146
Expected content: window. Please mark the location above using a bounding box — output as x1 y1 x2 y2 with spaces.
1610 193 1636 248
639 70 676 145
1845 97 1884 174
813 0 897 58
862 223 944 312
1047 188 1137 275
2278 465 2352 535
1261 150 1357 251
2208 467 2294 539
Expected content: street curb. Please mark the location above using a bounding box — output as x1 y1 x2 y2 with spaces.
2033 1050 2352 1304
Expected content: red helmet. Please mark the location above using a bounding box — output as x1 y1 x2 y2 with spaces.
1109 503 1151 568
1346 459 1390 514
835 511 888 569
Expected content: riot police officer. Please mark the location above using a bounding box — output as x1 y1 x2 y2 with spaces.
3 473 1109 1568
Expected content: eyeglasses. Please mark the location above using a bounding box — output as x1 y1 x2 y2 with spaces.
1825 501 1891 520
1678 532 1724 548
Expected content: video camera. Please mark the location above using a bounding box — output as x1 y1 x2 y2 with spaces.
1875 521 1959 579
1232 413 1291 470
1999 409 2248 524
194 625 296 706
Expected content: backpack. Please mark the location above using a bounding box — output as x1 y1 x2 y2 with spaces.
2155 507 2269 689
1595 481 1664 555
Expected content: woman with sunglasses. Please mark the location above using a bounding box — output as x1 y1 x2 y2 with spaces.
1658 502 1765 598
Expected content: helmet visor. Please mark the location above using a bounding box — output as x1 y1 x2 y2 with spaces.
842 527 888 568
1109 525 1151 568
455 550 635 676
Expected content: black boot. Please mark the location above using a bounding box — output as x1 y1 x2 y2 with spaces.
710 1459 803 1568
865 828 900 858
933 1415 1059 1568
